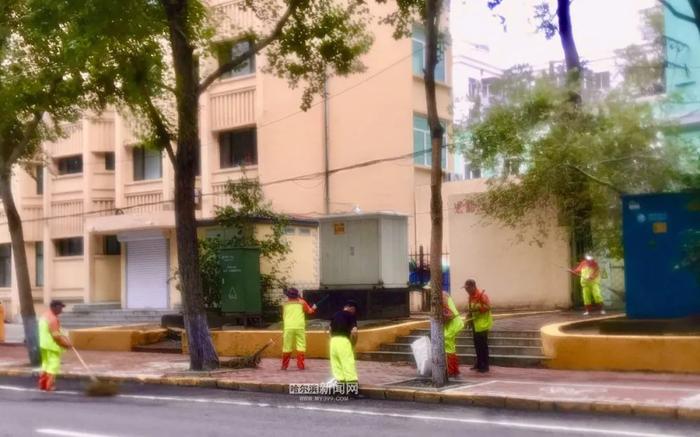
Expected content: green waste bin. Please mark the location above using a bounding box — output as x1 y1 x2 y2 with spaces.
217 247 261 314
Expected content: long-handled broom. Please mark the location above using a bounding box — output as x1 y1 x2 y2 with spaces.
71 346 119 397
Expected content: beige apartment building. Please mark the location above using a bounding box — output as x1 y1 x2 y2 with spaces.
0 1 453 321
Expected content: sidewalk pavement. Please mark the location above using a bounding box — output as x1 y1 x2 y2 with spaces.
1 344 699 420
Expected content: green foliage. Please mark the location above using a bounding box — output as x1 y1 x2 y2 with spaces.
617 6 665 97
200 178 291 314
198 238 225 311
261 1 374 109
462 66 694 257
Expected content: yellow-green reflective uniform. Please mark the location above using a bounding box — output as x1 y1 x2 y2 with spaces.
282 301 308 353
580 266 603 306
38 317 63 375
444 295 465 354
330 337 358 382
470 290 493 333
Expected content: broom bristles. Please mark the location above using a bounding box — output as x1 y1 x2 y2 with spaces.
85 379 119 397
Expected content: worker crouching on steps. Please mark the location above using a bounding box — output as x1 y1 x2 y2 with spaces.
38 300 72 391
442 289 465 378
281 288 316 370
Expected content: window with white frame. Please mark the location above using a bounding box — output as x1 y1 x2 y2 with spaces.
219 128 257 168
220 40 255 79
133 146 162 181
412 26 446 83
35 242 43 287
57 155 83 175
55 237 83 257
413 115 446 169
0 244 10 287
468 78 480 98
464 162 482 180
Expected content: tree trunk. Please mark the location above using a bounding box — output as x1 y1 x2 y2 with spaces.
163 0 219 371
0 171 40 365
556 0 582 104
424 0 447 388
690 0 700 35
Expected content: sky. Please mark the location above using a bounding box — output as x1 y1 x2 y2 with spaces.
450 0 657 70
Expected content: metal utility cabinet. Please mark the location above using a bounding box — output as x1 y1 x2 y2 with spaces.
622 192 700 319
319 213 409 288
217 247 262 314
308 213 410 320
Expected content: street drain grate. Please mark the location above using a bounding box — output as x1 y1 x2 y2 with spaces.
384 378 477 391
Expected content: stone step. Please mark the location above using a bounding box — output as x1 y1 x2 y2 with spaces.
357 351 546 368
379 343 543 356
70 302 122 313
396 335 541 347
410 329 541 339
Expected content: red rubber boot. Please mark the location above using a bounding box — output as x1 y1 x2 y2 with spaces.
297 352 306 370
281 353 291 370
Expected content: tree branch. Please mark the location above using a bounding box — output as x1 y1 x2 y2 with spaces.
143 94 176 166
564 163 622 194
658 0 697 25
9 110 43 166
198 0 302 93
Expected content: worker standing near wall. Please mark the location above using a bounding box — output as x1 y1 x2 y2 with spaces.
572 254 606 316
465 279 492 373
38 300 72 391
281 288 316 370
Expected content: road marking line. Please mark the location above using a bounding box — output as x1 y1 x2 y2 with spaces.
475 379 700 393
36 428 123 437
0 384 683 437
442 380 499 392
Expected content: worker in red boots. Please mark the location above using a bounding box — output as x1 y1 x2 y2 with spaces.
38 300 72 391
281 288 316 370
442 288 465 378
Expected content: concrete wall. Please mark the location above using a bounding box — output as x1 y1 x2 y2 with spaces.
542 319 700 373
93 255 121 302
446 180 571 310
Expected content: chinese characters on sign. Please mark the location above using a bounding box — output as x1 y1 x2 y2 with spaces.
454 198 478 215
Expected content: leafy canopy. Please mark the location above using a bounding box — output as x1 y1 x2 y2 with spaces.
461 66 694 257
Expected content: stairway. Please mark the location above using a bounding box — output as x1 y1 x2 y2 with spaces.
356 328 547 368
60 303 175 329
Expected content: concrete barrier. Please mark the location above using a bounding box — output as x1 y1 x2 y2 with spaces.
541 318 700 373
184 319 431 358
70 324 167 352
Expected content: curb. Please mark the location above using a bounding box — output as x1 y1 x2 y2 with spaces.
0 367 696 421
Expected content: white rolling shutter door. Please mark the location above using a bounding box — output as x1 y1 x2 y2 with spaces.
126 238 168 309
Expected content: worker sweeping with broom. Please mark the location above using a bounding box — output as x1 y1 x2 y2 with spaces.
38 300 71 391
281 288 316 370
571 254 606 316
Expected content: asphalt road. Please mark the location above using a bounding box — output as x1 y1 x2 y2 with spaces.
0 376 697 437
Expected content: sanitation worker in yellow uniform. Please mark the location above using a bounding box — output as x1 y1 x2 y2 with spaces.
329 300 359 389
38 300 72 391
443 290 465 377
572 254 605 316
465 279 493 373
281 288 316 370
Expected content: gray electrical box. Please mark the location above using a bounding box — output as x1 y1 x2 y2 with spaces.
319 213 409 288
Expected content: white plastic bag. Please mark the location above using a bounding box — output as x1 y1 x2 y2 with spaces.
411 336 432 377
